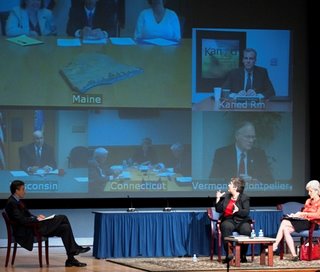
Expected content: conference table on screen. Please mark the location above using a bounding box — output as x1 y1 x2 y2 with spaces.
92 209 283 258
0 37 191 108
0 168 87 195
103 166 192 193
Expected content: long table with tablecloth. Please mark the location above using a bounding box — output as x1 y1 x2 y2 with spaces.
92 208 283 258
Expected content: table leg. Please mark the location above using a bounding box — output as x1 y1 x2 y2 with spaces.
260 244 266 265
267 243 274 266
235 244 241 267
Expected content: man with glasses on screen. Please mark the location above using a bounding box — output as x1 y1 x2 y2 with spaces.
209 121 274 183
222 48 275 99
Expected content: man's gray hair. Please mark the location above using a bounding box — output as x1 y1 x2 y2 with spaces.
94 147 108 157
170 143 183 151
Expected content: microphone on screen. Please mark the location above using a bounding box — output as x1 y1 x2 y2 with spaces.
127 195 135 212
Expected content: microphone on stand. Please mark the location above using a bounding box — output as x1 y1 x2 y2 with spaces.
163 199 172 212
127 195 135 212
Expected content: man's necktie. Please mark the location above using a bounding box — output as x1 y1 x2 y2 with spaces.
245 72 252 91
238 152 246 176
88 11 93 27
18 200 25 209
35 146 41 164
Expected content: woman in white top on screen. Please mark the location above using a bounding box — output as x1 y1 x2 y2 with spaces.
6 0 56 37
134 0 181 42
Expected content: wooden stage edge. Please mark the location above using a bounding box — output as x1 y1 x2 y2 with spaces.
0 247 319 272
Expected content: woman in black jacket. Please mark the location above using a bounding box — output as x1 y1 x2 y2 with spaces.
215 177 252 263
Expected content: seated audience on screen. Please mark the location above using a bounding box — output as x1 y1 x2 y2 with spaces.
167 142 191 176
209 121 274 183
271 180 320 262
0 0 20 35
6 0 56 37
66 0 117 39
88 147 116 192
134 0 181 42
5 180 90 267
19 130 57 174
215 177 252 264
222 48 275 99
132 137 157 165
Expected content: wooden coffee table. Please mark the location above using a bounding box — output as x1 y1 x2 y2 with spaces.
224 236 276 267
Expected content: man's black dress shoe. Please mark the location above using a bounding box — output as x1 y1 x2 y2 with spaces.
240 256 248 263
222 255 233 264
65 257 87 267
74 246 91 255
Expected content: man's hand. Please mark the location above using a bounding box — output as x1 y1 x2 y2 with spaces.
216 190 225 198
37 214 46 221
246 89 257 96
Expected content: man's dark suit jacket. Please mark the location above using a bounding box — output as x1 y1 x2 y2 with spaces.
5 195 38 250
88 159 112 193
66 2 118 37
19 143 57 171
132 147 157 165
209 144 274 182
222 65 275 99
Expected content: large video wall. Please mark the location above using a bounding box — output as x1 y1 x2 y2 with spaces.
0 0 309 199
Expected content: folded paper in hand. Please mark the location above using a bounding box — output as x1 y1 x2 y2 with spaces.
60 52 144 93
40 214 55 221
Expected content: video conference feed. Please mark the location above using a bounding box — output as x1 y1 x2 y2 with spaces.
0 1 309 199
192 111 306 197
0 108 194 199
192 28 291 104
0 1 191 109
0 106 307 198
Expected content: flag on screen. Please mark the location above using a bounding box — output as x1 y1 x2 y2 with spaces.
0 112 6 169
34 110 44 131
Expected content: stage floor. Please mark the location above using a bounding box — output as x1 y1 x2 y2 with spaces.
0 247 319 272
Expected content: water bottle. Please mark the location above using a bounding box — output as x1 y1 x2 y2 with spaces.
192 254 198 262
296 245 300 257
258 229 264 237
250 229 256 239
122 160 128 170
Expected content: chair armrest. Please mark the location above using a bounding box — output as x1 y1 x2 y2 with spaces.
207 207 218 222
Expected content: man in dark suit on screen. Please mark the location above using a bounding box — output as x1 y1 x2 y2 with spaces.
19 130 56 174
66 0 118 39
209 121 274 183
222 48 275 99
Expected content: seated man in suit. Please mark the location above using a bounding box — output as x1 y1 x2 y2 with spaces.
88 147 117 193
5 180 90 267
167 142 191 176
222 48 275 99
66 0 118 39
132 137 158 165
209 121 274 183
19 130 57 174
